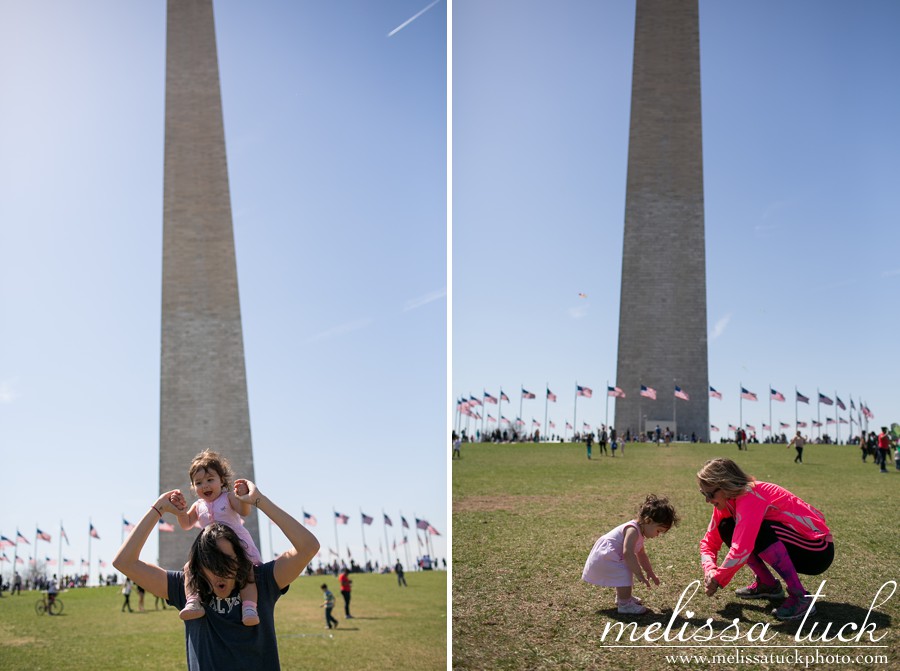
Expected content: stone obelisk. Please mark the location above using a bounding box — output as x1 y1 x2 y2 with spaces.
159 0 258 569
614 0 709 441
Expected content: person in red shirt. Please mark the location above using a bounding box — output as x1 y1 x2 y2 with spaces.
877 427 893 473
339 568 353 618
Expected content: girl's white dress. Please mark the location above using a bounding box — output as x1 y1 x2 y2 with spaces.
582 520 644 587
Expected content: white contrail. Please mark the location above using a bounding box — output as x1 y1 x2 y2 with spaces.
403 288 446 312
388 0 442 37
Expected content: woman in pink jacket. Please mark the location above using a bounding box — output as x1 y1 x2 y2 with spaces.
697 458 833 621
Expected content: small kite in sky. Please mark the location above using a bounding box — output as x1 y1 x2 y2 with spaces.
578 292 587 299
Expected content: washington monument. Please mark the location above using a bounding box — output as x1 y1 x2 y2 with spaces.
614 0 709 441
159 0 259 569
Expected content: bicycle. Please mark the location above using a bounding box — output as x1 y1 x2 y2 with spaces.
35 593 64 616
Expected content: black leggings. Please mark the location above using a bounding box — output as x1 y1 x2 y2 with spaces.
718 518 834 576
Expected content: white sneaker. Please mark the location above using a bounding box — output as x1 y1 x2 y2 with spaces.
616 595 642 606
617 599 648 615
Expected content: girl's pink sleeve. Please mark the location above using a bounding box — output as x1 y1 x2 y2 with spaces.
712 491 767 587
699 511 723 574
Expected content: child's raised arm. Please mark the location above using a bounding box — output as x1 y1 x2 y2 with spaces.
169 491 199 530
622 526 650 588
229 479 253 517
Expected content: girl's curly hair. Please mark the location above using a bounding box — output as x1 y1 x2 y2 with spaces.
636 494 680 528
188 450 233 491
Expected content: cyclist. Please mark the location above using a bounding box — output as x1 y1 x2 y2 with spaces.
47 576 59 612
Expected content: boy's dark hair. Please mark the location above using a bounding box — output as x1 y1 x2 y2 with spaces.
637 494 679 528
186 523 255 603
321 583 328 589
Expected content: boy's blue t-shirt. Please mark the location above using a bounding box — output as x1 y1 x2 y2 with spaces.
167 561 289 671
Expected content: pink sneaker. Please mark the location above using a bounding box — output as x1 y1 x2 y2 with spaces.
242 601 260 626
179 597 205 621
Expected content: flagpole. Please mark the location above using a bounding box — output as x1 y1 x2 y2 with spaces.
87 519 92 587
497 390 504 439
816 388 821 440
544 383 549 443
519 386 524 439
573 382 578 439
834 390 840 444
739 382 743 436
481 391 486 439
400 511 411 571
58 522 63 582
382 510 391 567
359 509 367 569
673 379 677 437
605 380 610 429
333 507 340 564
794 386 798 434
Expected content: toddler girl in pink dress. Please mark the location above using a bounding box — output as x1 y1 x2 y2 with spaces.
170 450 261 626
582 494 679 614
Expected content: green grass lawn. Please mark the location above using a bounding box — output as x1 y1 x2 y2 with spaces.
452 441 900 670
0 570 446 670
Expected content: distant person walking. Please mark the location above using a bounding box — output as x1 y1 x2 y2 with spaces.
598 427 608 456
121 578 134 613
787 432 806 464
877 427 893 473
321 584 339 629
585 432 594 459
395 561 407 587
339 568 353 618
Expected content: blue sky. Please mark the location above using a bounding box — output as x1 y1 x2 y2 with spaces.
452 0 900 443
0 0 446 581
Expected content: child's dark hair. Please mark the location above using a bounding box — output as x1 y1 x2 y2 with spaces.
637 494 679 528
188 450 232 490
186 523 255 603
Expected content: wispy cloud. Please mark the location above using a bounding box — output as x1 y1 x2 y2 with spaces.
568 305 588 319
302 319 373 345
403 288 446 312
388 0 442 37
0 379 18 403
711 313 732 340
881 268 900 278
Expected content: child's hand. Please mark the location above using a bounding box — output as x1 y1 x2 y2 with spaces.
167 490 188 513
649 573 660 586
639 574 651 588
234 480 250 497
233 479 261 505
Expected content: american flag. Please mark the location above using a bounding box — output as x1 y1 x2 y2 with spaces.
826 418 836 425
484 392 498 405
401 516 410 529
158 519 175 532
770 388 785 402
582 422 591 430
710 425 719 432
90 524 100 539
468 395 482 406
16 530 29 545
839 418 848 424
836 396 846 410
796 391 810 404
549 421 556 428
427 525 441 536
728 424 738 431
812 420 823 427
61 525 69 545
335 512 350 525
780 422 791 429
500 390 510 402
361 513 374 525
515 417 525 426
746 424 756 432
0 536 14 548
329 548 339 557
608 386 625 398
565 422 573 430
797 421 808 428
850 398 856 410
862 405 874 419
99 559 107 568
487 415 496 423
500 416 510 425
123 519 135 533
818 393 833 406
415 518 430 530
532 419 540 427
546 388 557 402
576 385 592 398
522 388 536 399
63 558 74 566
36 528 51 542
674 386 690 401
709 386 723 400
45 557 56 566
640 385 656 400
384 514 393 527
763 424 772 431
303 511 318 526
740 387 758 401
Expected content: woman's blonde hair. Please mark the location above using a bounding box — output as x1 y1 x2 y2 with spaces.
696 458 755 498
